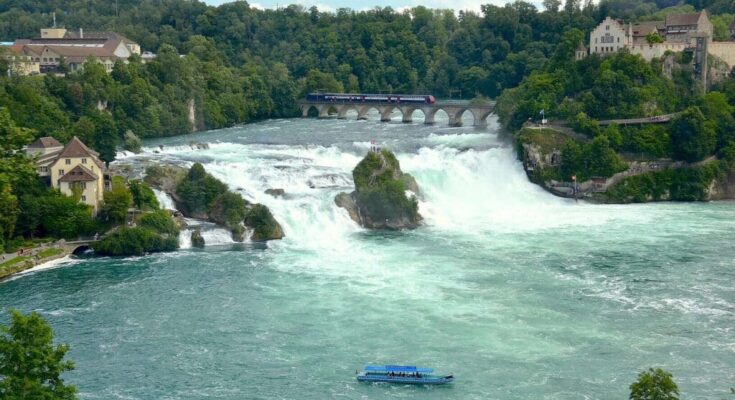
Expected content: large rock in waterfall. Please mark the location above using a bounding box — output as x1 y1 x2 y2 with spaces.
145 163 285 242
335 149 422 230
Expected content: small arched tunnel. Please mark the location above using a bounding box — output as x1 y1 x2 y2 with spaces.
72 244 92 255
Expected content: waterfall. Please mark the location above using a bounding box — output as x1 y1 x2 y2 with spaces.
153 189 177 211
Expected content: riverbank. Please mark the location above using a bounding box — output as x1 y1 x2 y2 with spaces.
0 245 73 281
515 126 735 203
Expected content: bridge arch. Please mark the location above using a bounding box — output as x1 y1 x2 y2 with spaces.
357 106 381 120
337 105 359 119
71 244 92 255
301 105 321 118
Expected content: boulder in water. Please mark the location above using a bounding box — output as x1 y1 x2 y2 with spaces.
191 228 205 248
335 149 422 230
244 204 285 241
265 188 286 198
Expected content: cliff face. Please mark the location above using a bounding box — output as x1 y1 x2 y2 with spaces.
335 149 421 230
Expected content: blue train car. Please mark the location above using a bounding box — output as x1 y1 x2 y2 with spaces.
306 93 436 104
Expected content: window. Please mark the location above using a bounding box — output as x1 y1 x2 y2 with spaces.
606 25 610 31
81 182 87 189
81 195 87 202
595 38 598 44
59 169 64 176
617 37 620 43
82 158 87 164
65 158 71 165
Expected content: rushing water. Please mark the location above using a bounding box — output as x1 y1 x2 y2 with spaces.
1 113 734 399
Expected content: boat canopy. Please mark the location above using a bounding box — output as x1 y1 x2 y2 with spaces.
364 365 434 373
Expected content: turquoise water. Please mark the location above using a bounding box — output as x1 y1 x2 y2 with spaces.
1 114 734 399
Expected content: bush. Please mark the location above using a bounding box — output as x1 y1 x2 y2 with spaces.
209 191 248 229
138 209 178 236
175 163 228 216
605 162 723 203
244 204 282 242
92 227 178 256
630 368 679 400
128 180 159 210
101 176 133 224
670 107 716 162
560 135 627 182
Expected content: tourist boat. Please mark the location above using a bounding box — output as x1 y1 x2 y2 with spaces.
356 365 454 385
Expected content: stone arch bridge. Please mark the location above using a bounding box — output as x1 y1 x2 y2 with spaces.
299 99 496 127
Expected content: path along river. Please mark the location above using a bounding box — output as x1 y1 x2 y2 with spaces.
1 113 734 399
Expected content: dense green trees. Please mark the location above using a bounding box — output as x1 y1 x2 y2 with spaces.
0 310 77 399
669 107 716 162
102 176 134 225
92 225 178 256
176 163 228 218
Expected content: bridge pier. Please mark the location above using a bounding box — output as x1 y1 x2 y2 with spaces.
357 106 370 120
470 107 493 127
423 108 437 125
400 106 415 123
443 107 464 127
337 105 352 119
378 106 394 122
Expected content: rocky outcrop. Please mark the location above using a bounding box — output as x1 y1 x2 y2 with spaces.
145 163 285 242
144 164 188 205
335 149 421 230
191 228 205 248
244 204 284 241
265 188 285 198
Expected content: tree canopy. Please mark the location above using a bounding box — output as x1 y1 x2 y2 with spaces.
0 310 77 400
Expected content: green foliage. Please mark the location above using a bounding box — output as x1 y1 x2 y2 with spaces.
620 125 671 158
101 176 133 224
128 180 159 211
17 193 97 239
669 106 716 162
645 32 664 44
498 50 681 131
0 107 34 155
352 149 419 224
138 210 178 236
569 112 601 137
92 226 178 256
123 130 143 153
175 163 228 217
209 192 248 230
244 204 282 242
0 175 19 246
560 135 627 181
606 162 723 202
629 368 679 400
0 309 77 400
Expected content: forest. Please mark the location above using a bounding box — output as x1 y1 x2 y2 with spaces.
1 0 735 248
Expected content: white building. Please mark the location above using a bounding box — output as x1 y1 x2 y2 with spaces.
589 17 630 56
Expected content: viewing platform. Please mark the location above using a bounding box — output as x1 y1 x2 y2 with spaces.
299 98 496 127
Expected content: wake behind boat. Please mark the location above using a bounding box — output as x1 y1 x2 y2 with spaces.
356 365 454 385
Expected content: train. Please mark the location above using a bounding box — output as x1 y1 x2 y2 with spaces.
306 93 436 104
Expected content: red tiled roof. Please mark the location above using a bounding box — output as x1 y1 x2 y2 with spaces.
28 136 63 148
58 136 99 158
59 164 98 182
631 21 664 37
666 12 703 27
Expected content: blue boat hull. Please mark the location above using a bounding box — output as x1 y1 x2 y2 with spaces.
357 375 454 385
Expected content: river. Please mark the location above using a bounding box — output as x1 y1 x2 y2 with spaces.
1 113 734 399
